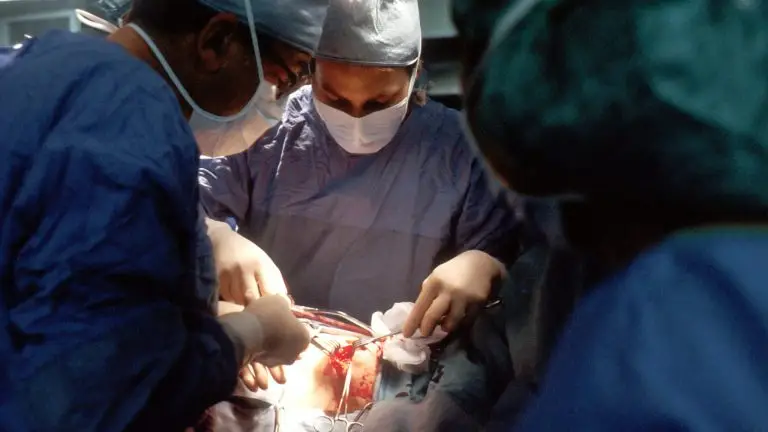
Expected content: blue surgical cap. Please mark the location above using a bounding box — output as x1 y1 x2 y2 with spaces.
198 0 330 54
315 0 421 67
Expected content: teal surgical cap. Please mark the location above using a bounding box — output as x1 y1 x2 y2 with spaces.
458 0 768 217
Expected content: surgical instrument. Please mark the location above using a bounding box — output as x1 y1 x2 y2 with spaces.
312 363 364 432
349 331 401 349
310 337 342 357
292 305 374 335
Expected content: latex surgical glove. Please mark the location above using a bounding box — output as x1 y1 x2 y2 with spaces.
218 294 310 371
219 301 288 391
403 250 505 337
207 218 288 305
240 360 287 392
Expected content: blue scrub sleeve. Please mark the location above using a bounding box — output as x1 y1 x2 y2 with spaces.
455 158 520 264
199 153 253 222
514 242 768 431
9 136 238 431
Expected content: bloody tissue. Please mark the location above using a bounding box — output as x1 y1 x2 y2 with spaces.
327 345 357 376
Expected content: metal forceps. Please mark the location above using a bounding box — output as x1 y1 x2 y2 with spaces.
312 364 372 432
292 305 375 335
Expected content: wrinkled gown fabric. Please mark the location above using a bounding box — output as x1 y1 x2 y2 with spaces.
199 86 517 320
515 229 768 431
0 31 237 432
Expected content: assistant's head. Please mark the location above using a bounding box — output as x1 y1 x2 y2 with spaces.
121 0 259 117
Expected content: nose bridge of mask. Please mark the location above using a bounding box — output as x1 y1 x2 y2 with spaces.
353 115 364 143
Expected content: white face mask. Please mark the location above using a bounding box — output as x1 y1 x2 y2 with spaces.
189 102 269 157
254 81 289 124
125 0 269 158
313 73 417 155
190 82 289 156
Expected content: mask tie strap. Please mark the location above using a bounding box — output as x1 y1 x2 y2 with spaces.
126 0 268 124
75 9 119 34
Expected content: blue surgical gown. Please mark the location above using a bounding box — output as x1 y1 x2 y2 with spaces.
0 31 237 431
200 86 518 319
514 228 768 431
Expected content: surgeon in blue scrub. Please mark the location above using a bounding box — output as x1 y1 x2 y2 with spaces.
76 1 335 347
453 0 768 430
0 0 313 430
200 0 517 330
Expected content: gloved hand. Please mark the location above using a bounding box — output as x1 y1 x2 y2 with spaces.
207 218 288 305
240 360 287 391
219 300 288 391
218 294 310 373
403 250 505 337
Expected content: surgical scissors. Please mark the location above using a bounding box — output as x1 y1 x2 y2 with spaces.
312 363 373 432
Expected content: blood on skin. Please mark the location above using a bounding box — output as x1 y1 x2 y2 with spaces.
275 333 383 413
322 341 383 404
350 370 374 399
327 345 357 376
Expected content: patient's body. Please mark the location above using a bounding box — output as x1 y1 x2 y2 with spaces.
214 302 385 431
219 301 380 413
214 297 517 432
275 333 381 413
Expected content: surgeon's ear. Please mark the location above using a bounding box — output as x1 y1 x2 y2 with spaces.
196 13 241 73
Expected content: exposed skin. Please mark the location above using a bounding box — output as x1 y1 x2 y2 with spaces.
313 59 412 118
